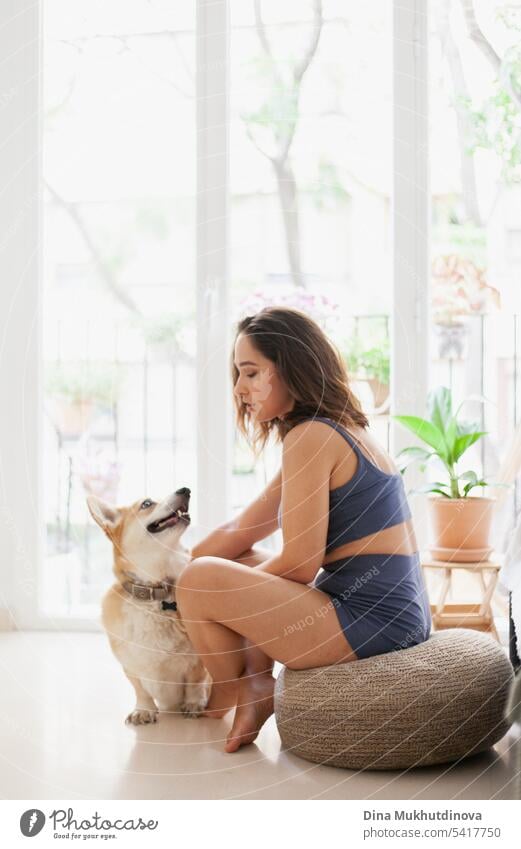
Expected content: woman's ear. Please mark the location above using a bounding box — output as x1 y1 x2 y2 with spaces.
86 495 121 535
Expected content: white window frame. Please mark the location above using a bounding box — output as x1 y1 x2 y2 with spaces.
392 0 430 536
196 0 232 534
0 0 429 631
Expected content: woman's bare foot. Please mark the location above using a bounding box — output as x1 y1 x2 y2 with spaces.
224 672 275 752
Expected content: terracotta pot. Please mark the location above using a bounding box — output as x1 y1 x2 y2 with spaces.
427 495 495 562
367 377 390 411
50 398 96 438
352 376 390 413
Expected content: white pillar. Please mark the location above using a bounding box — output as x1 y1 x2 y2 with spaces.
196 0 231 533
392 0 430 546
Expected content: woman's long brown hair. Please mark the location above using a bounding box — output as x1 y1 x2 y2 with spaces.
230 306 369 458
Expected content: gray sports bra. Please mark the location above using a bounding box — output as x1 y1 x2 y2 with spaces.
277 416 412 555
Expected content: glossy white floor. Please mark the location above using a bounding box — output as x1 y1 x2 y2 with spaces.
0 631 519 800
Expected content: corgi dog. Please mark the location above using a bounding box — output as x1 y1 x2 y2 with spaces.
87 487 211 725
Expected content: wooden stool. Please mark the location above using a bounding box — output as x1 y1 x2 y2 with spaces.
421 553 502 642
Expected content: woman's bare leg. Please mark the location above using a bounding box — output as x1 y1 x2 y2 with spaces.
189 546 274 718
234 547 276 676
176 555 356 752
227 548 276 751
234 548 276 675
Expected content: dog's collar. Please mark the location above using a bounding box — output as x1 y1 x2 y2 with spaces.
122 577 177 609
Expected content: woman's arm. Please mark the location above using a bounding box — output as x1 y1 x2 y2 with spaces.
253 421 332 584
189 467 282 561
189 519 250 561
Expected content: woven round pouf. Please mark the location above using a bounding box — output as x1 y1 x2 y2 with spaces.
274 629 513 770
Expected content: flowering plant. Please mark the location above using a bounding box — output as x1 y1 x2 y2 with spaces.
431 255 500 325
234 288 340 330
77 436 120 502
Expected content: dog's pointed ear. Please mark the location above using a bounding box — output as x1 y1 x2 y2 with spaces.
87 495 121 535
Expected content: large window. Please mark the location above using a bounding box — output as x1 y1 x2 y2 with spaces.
229 1 393 521
428 0 521 537
14 1 517 629
421 0 521 621
41 0 396 618
43 1 196 616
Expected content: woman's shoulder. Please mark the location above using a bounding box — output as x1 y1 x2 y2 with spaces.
282 417 337 446
281 419 352 470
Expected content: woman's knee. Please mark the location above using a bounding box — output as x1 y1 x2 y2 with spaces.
177 557 227 597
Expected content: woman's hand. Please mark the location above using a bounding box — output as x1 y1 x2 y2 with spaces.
254 553 315 585
188 522 253 562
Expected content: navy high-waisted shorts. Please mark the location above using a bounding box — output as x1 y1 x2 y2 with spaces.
313 551 432 660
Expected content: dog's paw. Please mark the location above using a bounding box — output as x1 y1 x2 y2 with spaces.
181 702 206 718
125 708 158 725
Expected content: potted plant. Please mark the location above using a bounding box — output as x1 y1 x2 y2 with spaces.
342 336 390 412
139 312 194 363
46 361 124 438
394 385 504 562
431 255 500 359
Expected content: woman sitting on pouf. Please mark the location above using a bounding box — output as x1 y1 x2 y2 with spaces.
177 307 431 752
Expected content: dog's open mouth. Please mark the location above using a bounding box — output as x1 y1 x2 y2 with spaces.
147 507 191 533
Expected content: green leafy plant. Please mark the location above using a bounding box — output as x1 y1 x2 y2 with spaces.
139 312 190 348
46 361 124 407
342 336 390 385
465 85 521 184
393 386 490 498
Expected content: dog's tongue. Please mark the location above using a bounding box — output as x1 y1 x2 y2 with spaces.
158 513 179 529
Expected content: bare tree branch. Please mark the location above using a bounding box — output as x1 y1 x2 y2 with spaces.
57 31 194 97
244 122 275 164
437 0 481 225
45 181 142 316
246 1 324 287
58 30 191 47
254 0 273 58
459 0 501 69
293 0 323 85
459 0 521 110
